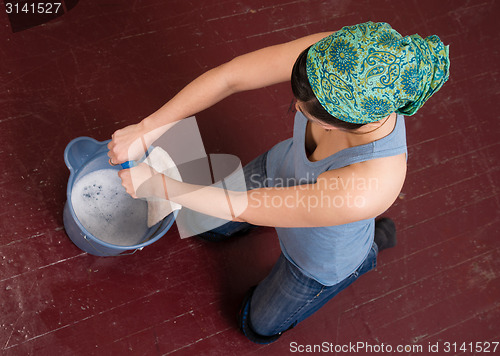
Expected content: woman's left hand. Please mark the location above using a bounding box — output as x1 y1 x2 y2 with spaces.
118 163 159 199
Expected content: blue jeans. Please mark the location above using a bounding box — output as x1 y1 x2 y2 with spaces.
204 152 378 341
249 246 377 337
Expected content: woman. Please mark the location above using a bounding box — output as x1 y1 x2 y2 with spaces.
108 21 450 343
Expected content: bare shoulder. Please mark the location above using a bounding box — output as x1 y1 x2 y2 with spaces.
317 153 407 223
361 153 407 202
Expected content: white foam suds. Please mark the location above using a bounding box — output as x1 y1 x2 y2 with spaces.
71 169 149 246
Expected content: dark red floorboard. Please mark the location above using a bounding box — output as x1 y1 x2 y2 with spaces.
1 0 499 355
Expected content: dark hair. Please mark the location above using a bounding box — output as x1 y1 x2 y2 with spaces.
291 47 365 131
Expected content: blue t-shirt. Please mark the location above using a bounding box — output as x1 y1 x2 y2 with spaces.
266 111 407 285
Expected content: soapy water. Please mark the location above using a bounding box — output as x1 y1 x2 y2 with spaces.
71 169 149 246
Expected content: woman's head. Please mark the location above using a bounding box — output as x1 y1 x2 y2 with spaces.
291 21 450 126
291 47 365 130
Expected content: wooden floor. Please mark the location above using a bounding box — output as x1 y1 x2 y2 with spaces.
1 0 499 355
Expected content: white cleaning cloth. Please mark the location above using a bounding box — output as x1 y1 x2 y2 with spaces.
142 147 182 227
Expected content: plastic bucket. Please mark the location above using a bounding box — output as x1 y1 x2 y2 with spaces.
63 136 177 256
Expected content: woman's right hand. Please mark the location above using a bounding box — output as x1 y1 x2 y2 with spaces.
107 121 150 166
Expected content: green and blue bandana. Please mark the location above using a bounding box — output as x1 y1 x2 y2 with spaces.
306 21 450 124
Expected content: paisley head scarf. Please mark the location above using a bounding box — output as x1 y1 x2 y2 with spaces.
306 21 450 124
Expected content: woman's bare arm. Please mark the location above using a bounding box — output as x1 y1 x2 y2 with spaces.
108 32 332 164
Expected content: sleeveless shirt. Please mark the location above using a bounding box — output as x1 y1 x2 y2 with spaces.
265 111 407 285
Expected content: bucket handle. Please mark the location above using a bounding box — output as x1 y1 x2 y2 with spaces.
83 235 144 256
64 137 109 172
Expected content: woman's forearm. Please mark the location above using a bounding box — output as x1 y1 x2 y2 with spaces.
109 64 238 163
141 65 235 131
140 173 248 222
109 32 332 164
140 32 333 131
